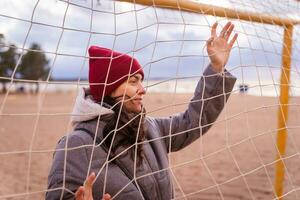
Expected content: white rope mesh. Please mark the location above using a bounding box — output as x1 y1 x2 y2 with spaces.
0 0 300 199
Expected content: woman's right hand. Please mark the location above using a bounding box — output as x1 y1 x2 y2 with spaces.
75 172 111 200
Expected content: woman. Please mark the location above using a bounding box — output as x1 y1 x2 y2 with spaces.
46 21 238 200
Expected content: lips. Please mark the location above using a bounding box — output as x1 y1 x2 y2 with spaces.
133 98 143 102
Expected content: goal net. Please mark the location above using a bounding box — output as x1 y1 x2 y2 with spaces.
0 0 300 199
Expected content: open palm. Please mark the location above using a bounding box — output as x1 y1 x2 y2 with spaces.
207 22 238 73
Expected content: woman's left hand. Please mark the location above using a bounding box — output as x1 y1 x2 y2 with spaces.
206 21 238 73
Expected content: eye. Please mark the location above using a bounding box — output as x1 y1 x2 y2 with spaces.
129 77 138 84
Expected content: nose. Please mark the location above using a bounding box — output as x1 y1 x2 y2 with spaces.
137 82 146 95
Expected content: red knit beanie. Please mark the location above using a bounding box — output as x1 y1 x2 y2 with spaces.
88 46 144 102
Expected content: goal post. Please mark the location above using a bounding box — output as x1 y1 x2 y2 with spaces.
117 0 297 199
275 25 293 200
119 0 300 26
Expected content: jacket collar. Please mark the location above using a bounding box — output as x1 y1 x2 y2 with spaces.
71 88 114 127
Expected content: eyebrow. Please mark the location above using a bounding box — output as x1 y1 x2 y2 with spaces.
130 74 142 80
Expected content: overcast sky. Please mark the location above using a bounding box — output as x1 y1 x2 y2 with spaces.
0 0 299 90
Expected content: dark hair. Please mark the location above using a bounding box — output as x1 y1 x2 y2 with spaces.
102 96 146 166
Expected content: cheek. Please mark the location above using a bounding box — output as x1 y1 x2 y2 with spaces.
124 100 142 113
125 85 138 96
113 84 137 98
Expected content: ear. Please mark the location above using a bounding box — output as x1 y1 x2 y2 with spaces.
110 80 128 99
110 86 125 100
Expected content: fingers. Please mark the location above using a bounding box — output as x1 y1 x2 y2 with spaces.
84 172 96 198
211 21 236 41
224 24 234 41
206 37 214 47
102 193 112 200
85 172 96 187
220 21 231 38
210 21 238 47
229 33 238 48
211 22 218 37
75 186 85 200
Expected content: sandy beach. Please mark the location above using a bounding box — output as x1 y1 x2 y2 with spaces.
0 91 299 200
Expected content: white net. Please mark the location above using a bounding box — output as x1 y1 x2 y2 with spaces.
0 0 300 199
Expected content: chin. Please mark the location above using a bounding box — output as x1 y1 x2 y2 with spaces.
133 107 142 113
133 105 143 113
125 102 144 113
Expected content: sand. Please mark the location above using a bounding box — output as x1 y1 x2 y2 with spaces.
0 91 299 200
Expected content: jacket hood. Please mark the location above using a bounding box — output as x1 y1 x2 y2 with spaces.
71 88 114 126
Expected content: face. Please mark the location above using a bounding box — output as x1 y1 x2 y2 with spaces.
110 74 146 113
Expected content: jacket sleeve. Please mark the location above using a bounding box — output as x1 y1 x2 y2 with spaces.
46 135 90 200
151 64 236 152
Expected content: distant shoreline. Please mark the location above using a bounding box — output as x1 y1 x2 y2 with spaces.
1 79 299 97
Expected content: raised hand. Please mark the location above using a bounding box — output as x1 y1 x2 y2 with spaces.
206 21 238 73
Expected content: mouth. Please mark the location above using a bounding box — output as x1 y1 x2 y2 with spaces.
133 98 143 102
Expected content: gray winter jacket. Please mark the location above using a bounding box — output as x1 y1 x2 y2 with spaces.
46 65 236 200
